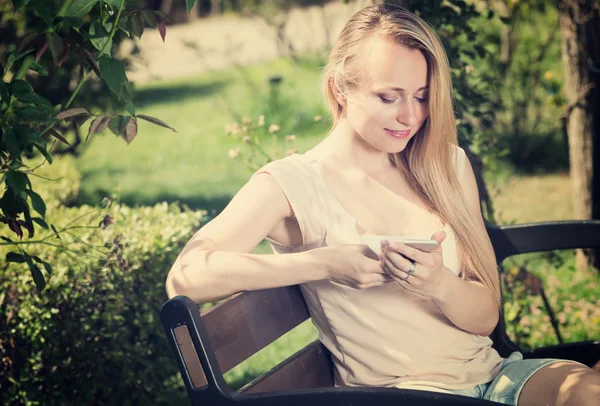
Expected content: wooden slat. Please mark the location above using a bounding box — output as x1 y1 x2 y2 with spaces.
240 340 334 394
174 324 208 388
201 285 311 374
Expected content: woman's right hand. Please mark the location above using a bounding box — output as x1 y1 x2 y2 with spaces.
309 244 393 289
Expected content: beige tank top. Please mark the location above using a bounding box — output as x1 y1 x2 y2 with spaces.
251 144 504 390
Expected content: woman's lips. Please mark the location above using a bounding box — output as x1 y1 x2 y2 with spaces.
385 128 411 139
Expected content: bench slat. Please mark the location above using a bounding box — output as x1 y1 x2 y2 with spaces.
240 340 333 394
202 285 310 374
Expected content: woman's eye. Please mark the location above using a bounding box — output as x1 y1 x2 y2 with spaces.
379 96 394 104
415 97 428 104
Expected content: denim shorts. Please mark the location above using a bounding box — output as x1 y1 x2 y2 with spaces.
443 351 563 405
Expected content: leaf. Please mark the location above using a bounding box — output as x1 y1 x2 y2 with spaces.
185 0 196 13
32 217 48 229
30 61 49 76
6 252 27 263
56 107 89 120
28 261 46 293
26 190 46 218
156 18 166 43
104 0 122 8
32 0 55 26
87 116 110 140
3 128 21 157
16 32 40 54
141 10 157 28
136 114 177 132
89 21 112 56
48 128 69 145
154 10 171 24
121 117 137 144
75 47 101 78
130 14 144 39
34 143 53 164
45 33 64 65
51 224 61 239
65 0 99 18
11 0 32 11
6 171 28 195
35 40 48 62
108 115 129 136
99 56 128 100
125 100 135 117
11 79 34 97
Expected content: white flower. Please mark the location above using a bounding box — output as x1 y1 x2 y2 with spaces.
313 115 322 122
241 116 251 124
285 134 296 142
257 115 265 127
268 124 280 134
228 148 240 159
242 135 251 143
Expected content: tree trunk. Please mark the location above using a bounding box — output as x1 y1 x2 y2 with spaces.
211 0 222 16
557 0 600 272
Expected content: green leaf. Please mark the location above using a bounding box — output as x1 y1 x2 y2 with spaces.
6 171 28 195
140 10 157 28
34 142 53 164
27 190 46 218
3 128 22 157
136 114 177 132
6 252 26 263
104 0 122 8
108 115 129 136
185 0 196 13
125 100 135 116
32 217 48 229
32 0 56 26
30 62 49 76
16 106 51 122
51 224 61 239
28 261 46 292
16 32 40 54
31 256 52 274
11 79 34 98
99 56 128 100
11 0 32 11
130 14 144 39
89 22 113 56
65 0 99 18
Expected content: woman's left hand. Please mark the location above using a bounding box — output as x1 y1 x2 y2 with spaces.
379 230 450 300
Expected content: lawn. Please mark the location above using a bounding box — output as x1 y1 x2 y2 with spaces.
76 58 599 390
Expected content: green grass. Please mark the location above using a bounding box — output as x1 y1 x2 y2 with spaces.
78 56 329 216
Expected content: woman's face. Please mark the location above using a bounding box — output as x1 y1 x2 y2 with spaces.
342 35 430 153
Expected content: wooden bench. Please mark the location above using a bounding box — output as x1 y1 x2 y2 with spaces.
161 220 600 405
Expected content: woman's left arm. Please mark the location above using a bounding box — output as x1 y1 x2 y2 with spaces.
380 156 499 336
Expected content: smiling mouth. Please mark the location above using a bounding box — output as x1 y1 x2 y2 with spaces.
385 128 411 138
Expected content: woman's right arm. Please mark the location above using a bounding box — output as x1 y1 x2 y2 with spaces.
165 173 330 303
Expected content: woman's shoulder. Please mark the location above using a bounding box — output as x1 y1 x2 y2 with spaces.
449 144 467 178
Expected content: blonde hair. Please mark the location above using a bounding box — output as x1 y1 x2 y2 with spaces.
321 4 501 306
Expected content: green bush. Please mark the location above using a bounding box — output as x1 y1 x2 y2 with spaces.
1 159 206 405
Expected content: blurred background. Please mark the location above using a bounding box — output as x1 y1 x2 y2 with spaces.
1 0 599 404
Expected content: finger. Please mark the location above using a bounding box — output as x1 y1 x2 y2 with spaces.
382 258 414 285
360 275 394 289
388 241 428 264
430 230 446 253
384 250 413 274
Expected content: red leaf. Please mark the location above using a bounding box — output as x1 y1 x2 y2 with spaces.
136 114 176 132
157 18 166 42
56 108 89 120
35 40 47 62
8 220 23 239
49 128 70 145
121 117 138 144
56 46 71 67
87 116 111 141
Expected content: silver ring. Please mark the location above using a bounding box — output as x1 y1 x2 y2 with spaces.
402 261 416 281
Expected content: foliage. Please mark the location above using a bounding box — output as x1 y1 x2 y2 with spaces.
1 0 180 293
0 156 206 405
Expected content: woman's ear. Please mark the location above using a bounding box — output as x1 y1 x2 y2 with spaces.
329 78 346 106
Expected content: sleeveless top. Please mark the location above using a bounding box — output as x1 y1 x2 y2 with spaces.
250 145 504 390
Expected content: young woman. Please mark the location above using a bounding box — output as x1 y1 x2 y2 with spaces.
166 4 600 405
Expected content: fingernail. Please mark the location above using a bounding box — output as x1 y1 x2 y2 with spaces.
380 239 390 247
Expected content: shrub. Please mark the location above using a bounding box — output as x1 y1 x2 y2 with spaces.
1 158 206 405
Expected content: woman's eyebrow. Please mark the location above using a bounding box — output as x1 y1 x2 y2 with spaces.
376 86 429 92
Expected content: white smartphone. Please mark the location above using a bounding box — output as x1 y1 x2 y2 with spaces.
402 239 438 252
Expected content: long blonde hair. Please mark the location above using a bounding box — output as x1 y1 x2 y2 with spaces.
321 4 501 306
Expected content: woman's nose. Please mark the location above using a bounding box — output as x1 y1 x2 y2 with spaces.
396 100 418 126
